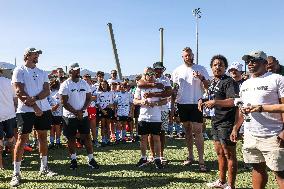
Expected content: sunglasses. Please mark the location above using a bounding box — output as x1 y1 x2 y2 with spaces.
245 58 264 64
145 72 156 76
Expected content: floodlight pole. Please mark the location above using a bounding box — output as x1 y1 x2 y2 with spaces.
159 28 164 63
107 23 123 80
193 8 201 65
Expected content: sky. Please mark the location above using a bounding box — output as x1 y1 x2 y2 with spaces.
0 0 284 76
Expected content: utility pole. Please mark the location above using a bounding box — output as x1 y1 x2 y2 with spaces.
107 23 123 80
159 28 164 63
192 8 201 65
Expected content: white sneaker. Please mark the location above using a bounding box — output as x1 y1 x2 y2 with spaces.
224 185 233 189
10 173 21 187
39 167 58 177
206 179 227 188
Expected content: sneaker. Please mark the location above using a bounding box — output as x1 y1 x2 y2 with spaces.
183 157 194 166
70 159 78 170
206 179 227 188
161 157 169 165
88 158 99 169
39 167 58 177
148 156 154 163
136 158 148 167
154 159 164 169
10 173 21 187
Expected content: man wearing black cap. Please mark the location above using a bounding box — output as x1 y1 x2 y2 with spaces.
10 47 57 187
59 63 99 170
231 50 284 189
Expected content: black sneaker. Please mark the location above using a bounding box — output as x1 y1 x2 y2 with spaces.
136 158 148 167
48 143 55 149
70 159 78 170
154 159 164 169
88 158 99 169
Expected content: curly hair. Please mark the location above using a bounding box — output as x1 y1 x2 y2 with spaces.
210 55 228 69
98 80 110 92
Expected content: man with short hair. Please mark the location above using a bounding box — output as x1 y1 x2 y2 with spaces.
59 63 99 170
0 68 17 169
172 47 210 171
227 62 245 86
266 56 284 76
231 50 284 189
107 70 121 85
10 47 57 187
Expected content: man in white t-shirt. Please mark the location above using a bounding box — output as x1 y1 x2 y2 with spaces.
230 50 284 189
10 48 57 187
59 63 99 170
107 70 121 85
172 47 210 170
0 70 17 169
134 67 167 169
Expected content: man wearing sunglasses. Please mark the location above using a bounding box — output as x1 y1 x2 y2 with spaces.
107 70 121 85
230 50 284 189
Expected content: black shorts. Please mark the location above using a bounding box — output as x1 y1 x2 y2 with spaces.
117 116 129 122
52 116 63 125
63 117 90 138
177 104 203 123
138 121 161 135
0 118 16 139
16 111 52 134
97 108 113 119
211 126 236 146
134 105 140 118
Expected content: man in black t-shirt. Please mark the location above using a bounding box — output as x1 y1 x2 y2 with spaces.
198 55 239 189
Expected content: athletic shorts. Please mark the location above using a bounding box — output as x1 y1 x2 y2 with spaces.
52 116 63 125
177 104 203 123
243 132 284 171
63 117 90 138
211 126 236 146
87 107 97 120
16 111 52 134
0 118 16 139
138 121 161 135
133 105 140 118
117 116 129 122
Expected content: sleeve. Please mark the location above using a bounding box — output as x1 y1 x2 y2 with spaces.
224 79 240 98
276 75 284 98
43 71 49 83
134 87 141 99
11 67 24 83
201 67 210 80
58 81 68 95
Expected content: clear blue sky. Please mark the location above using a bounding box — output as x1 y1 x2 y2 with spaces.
0 0 283 76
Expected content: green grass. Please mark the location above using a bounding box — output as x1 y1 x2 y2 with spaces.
0 135 279 189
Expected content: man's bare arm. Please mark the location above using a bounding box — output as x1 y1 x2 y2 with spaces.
61 95 78 115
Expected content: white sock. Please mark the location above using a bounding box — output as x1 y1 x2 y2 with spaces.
155 157 161 160
13 161 21 174
71 153 77 160
40 156 48 169
87 154 94 162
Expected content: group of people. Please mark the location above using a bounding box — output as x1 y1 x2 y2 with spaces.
0 46 283 189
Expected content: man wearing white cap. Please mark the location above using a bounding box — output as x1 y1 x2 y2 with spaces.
10 48 57 187
59 63 99 170
227 62 246 87
230 50 284 189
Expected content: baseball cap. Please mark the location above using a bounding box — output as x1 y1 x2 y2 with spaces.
242 50 267 62
227 62 243 72
68 63 80 72
24 47 42 55
153 61 166 70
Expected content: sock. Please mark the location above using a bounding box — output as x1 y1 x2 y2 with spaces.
50 136 55 144
87 154 94 162
115 130 121 140
40 156 48 169
122 130 126 139
56 138 61 144
141 156 147 160
13 161 21 174
71 153 77 160
155 156 161 160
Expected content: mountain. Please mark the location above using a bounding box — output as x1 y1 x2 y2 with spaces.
0 62 16 70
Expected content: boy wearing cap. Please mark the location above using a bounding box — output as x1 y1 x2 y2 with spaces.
59 63 99 170
230 51 284 189
10 48 57 187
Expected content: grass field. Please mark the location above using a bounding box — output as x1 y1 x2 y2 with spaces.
0 133 279 189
